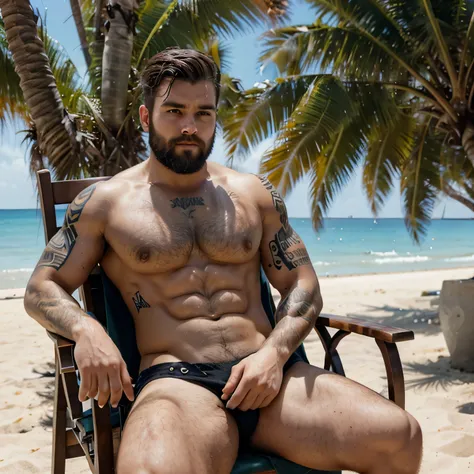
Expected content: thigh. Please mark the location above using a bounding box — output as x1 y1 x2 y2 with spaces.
117 378 239 474
250 362 411 472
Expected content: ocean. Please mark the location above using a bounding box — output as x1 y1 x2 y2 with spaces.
0 209 473 290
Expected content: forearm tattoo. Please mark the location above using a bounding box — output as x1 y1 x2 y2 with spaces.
38 185 96 270
258 176 311 271
132 291 150 313
277 287 314 323
170 196 205 218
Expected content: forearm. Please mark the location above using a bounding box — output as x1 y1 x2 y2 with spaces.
261 284 323 364
24 278 103 342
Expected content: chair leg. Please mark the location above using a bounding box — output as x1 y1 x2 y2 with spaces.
52 353 67 474
92 400 115 474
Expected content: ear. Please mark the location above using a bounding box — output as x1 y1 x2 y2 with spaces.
139 104 150 132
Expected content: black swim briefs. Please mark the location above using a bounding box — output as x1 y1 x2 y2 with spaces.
133 351 306 447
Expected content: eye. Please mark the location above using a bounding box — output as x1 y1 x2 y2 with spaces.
168 109 181 114
197 111 212 117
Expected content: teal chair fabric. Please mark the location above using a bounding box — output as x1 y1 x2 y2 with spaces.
95 269 340 474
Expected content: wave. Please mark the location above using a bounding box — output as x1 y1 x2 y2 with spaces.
312 261 334 266
365 250 398 256
374 256 430 264
1 268 34 273
444 254 474 262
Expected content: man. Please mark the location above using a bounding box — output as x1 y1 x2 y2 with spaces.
24 48 422 474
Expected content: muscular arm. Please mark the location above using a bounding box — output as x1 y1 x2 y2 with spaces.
25 182 133 407
24 184 106 341
255 175 323 364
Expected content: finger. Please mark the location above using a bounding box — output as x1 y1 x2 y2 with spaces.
88 374 99 400
108 369 123 408
238 389 260 412
222 363 245 401
121 363 135 402
226 381 251 410
259 392 277 409
249 391 269 411
97 372 110 408
78 370 91 402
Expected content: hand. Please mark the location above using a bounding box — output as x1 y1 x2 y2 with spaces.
75 324 134 408
221 348 284 411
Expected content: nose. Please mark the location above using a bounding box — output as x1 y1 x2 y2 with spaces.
181 117 197 135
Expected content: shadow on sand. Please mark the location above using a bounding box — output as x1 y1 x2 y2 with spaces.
348 302 441 337
404 356 474 392
34 361 55 428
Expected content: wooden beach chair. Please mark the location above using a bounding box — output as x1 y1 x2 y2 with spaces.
36 169 415 474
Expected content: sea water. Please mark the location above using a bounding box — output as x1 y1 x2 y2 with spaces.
0 209 473 289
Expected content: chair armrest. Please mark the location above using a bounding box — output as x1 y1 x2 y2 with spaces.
47 331 76 373
47 330 83 420
316 313 414 343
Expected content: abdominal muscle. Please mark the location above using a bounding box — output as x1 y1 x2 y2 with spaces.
103 254 274 373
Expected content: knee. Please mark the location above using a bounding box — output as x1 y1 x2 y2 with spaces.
382 410 423 472
396 412 423 456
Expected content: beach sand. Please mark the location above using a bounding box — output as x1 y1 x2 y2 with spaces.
1 267 473 473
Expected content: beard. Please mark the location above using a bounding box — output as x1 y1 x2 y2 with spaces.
149 124 216 175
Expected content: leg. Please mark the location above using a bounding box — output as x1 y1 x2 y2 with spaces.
250 362 422 474
116 377 239 474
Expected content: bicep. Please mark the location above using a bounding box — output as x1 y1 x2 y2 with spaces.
33 225 104 293
257 176 315 293
260 218 315 292
31 184 105 293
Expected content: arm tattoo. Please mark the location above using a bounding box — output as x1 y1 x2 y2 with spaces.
132 291 151 313
38 185 96 270
277 287 314 323
257 176 311 271
170 196 205 218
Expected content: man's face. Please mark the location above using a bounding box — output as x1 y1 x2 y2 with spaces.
142 78 217 174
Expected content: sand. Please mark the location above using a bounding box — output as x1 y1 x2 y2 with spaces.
1 267 474 473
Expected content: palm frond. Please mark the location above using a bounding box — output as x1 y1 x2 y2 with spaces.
260 24 405 80
134 0 283 65
363 112 416 215
400 121 442 242
222 74 323 162
260 75 355 195
307 119 366 229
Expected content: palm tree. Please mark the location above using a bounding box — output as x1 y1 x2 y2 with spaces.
223 0 474 241
0 0 287 178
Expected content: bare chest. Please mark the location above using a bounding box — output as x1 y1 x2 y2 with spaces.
104 189 262 272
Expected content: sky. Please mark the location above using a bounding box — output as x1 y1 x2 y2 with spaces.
0 0 472 219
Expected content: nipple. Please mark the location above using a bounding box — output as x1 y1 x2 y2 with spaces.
137 247 150 262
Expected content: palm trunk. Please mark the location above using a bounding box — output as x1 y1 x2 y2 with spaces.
443 183 474 212
0 0 79 178
69 0 91 68
101 0 137 134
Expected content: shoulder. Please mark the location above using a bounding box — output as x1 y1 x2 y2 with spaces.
208 162 275 201
67 171 137 229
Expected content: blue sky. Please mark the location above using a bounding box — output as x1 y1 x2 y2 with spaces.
0 0 472 218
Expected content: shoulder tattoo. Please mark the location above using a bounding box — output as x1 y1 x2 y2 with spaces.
257 176 310 271
38 185 96 270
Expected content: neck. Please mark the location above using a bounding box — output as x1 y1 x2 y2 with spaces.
144 155 209 191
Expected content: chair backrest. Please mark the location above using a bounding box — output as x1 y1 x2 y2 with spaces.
36 170 309 381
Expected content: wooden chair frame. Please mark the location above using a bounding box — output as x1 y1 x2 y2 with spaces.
36 169 415 474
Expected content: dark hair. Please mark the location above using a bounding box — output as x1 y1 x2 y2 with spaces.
140 47 221 111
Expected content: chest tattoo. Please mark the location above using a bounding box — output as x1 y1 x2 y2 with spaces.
132 291 151 313
170 197 205 218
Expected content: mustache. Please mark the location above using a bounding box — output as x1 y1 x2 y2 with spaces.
169 136 205 147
